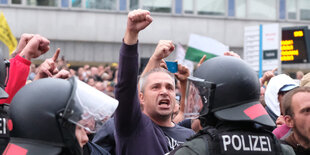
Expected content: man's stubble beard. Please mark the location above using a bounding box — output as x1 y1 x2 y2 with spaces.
293 119 310 145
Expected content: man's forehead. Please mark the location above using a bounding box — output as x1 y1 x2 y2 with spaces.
147 72 174 84
292 92 310 110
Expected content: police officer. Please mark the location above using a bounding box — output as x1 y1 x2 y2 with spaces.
4 77 118 155
0 51 10 153
169 56 295 155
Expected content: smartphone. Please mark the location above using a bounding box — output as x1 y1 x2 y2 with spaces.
165 61 178 73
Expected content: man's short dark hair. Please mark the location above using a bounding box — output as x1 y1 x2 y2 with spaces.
139 67 174 93
283 87 310 116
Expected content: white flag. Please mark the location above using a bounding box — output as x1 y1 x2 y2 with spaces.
175 43 194 74
185 34 229 62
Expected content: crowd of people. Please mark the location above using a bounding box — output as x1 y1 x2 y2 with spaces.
27 56 118 98
0 9 310 155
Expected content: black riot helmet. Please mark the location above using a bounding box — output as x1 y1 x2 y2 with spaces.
186 56 274 127
0 51 9 99
9 77 118 154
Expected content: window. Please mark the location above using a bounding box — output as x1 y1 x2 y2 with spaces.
287 0 297 19
61 0 69 7
12 0 21 4
196 0 226 16
299 0 310 20
86 0 117 10
27 0 57 6
130 0 139 10
0 0 8 4
184 0 194 14
175 0 182 14
279 0 286 19
235 0 246 18
248 0 276 20
228 0 235 16
142 0 172 13
119 0 126 11
72 0 82 8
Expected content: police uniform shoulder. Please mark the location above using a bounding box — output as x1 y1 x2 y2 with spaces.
173 137 209 155
280 143 296 155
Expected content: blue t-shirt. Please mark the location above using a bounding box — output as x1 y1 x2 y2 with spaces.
178 119 192 129
160 124 195 150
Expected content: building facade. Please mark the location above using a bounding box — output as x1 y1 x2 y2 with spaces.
0 0 310 73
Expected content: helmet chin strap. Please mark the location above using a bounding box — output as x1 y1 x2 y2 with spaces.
199 86 217 127
57 113 83 155
199 113 218 127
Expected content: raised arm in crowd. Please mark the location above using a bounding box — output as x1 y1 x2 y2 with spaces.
114 9 194 155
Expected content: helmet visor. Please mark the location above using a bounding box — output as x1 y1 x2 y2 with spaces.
4 60 10 87
64 77 118 133
184 76 216 119
0 60 9 99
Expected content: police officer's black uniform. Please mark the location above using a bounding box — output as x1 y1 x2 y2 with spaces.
169 56 295 155
0 52 10 154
